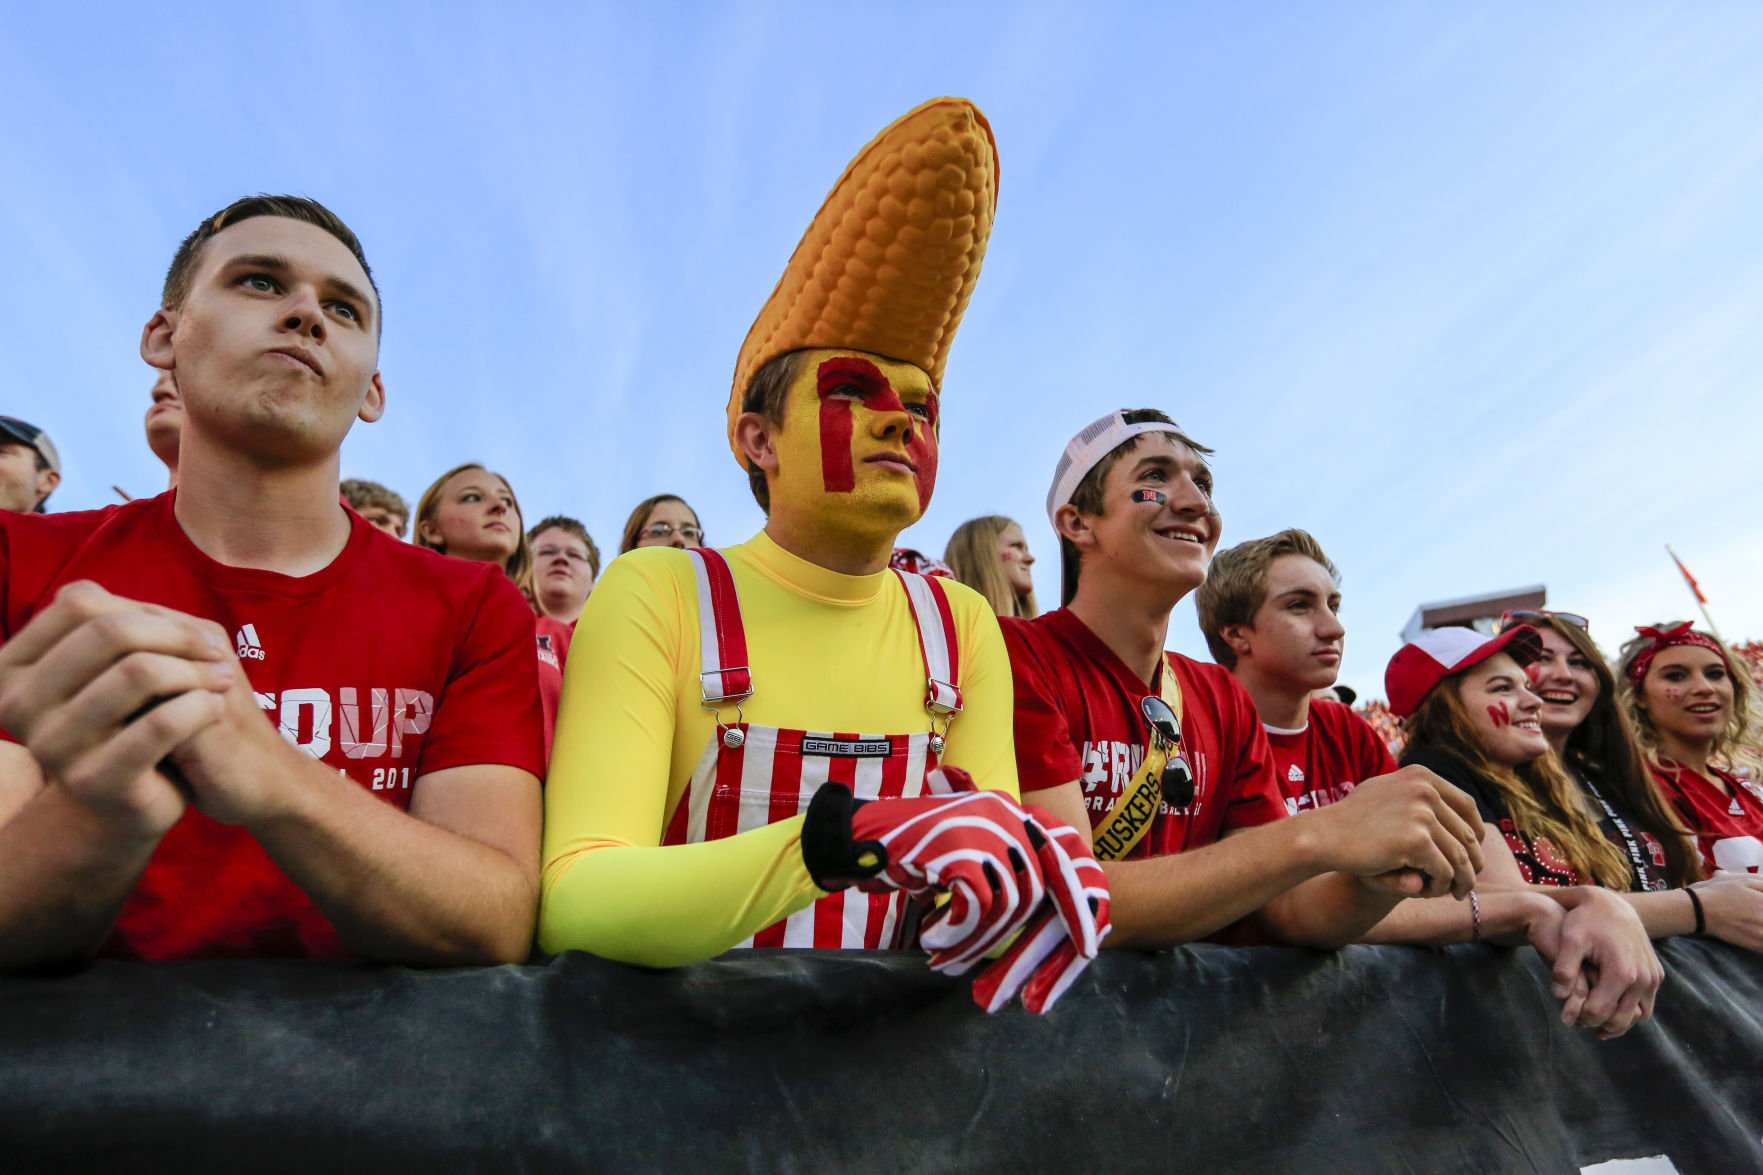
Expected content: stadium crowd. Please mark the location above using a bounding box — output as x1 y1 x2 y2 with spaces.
2 99 1760 1053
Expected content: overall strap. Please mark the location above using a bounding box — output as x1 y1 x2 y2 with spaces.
893 569 963 719
688 548 753 705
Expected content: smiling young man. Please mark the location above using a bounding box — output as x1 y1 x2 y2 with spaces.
1004 410 1489 949
540 100 1106 1013
0 196 543 969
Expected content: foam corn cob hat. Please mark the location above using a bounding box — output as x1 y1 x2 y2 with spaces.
728 97 999 468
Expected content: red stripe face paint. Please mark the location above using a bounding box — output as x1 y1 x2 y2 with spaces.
1487 701 1512 728
816 358 865 493
909 391 939 510
814 355 940 508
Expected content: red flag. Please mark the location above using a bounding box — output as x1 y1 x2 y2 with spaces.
1667 546 1708 605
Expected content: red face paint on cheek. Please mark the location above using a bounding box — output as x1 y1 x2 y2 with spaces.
908 393 939 509
1523 663 1541 685
814 356 937 506
815 357 882 494
1487 701 1511 728
818 398 855 492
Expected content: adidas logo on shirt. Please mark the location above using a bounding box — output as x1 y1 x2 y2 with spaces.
1731 799 1745 817
1287 764 1305 783
235 623 266 661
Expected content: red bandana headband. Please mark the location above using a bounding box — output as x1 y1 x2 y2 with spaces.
1624 622 1728 685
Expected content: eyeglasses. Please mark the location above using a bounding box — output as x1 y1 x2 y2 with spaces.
1498 609 1589 634
534 545 591 563
640 522 704 544
1139 696 1195 807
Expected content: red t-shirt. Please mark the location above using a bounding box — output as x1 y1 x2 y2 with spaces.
1652 761 1763 875
1002 608 1286 856
1264 701 1397 815
534 615 574 760
0 493 546 960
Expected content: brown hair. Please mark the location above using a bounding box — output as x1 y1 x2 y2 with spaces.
1195 528 1338 669
1058 409 1214 605
529 515 602 580
1404 672 1635 890
1617 622 1759 770
163 195 379 331
737 350 808 513
619 494 702 555
414 463 533 598
945 515 1038 619
339 478 409 536
1533 616 1703 886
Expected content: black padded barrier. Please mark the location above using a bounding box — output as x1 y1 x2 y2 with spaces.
2 940 1759 1173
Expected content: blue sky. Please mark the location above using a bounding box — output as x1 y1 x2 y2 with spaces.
4 2 1761 695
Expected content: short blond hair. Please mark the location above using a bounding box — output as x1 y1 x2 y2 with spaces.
340 478 408 536
1195 528 1338 668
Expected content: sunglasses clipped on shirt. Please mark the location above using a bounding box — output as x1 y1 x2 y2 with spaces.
1138 695 1196 808
1497 609 1589 635
639 522 704 545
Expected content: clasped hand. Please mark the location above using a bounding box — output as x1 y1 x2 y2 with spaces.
0 581 295 839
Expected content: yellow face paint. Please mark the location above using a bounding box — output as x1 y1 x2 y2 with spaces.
769 348 939 535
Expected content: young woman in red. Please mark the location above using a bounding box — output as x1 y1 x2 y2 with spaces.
1618 622 1763 879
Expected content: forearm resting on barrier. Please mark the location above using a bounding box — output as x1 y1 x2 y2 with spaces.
0 748 162 969
1361 886 1557 948
539 816 824 967
1621 878 1763 950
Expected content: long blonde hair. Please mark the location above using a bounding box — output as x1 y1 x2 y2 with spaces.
1535 616 1702 886
415 462 534 600
945 515 1037 619
1405 674 1634 890
1616 622 1760 771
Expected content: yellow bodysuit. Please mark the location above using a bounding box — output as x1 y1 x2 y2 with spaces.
538 531 1018 966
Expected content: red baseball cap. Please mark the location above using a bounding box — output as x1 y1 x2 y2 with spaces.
1384 625 1544 719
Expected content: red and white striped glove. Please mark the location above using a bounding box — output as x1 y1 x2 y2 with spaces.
800 769 1047 969
968 810 1111 1014
920 770 1112 1013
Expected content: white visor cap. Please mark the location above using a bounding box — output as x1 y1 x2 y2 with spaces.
1045 411 1187 528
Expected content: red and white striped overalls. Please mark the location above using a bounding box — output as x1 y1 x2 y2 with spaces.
663 548 964 949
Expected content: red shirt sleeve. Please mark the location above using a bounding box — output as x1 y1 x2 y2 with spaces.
1001 619 1082 794
1215 670 1287 834
417 571 546 779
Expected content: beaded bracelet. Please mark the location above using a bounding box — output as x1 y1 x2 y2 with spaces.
1469 890 1482 943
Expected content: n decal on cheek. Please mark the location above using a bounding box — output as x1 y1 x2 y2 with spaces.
1487 702 1511 728
1130 489 1167 505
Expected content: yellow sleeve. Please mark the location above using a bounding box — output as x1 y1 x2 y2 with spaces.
932 580 1020 801
538 551 823 966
